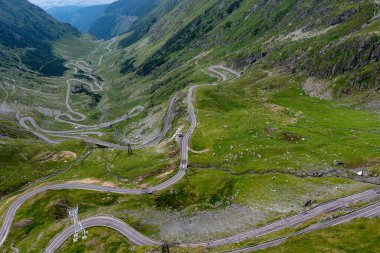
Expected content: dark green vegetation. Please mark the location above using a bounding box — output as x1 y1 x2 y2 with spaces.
135 0 246 75
117 0 182 48
0 0 79 76
72 84 102 106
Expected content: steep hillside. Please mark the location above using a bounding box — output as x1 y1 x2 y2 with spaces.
88 0 159 39
116 0 379 105
0 0 379 252
0 0 79 76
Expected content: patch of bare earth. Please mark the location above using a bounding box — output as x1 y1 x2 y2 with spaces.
302 77 332 100
32 151 77 163
13 218 33 228
71 178 116 188
276 26 335 42
57 151 77 160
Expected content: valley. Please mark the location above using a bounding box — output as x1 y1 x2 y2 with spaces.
0 0 379 252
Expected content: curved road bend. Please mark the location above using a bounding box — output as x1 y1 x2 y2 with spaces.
19 106 144 146
19 39 116 131
43 189 380 252
44 216 161 253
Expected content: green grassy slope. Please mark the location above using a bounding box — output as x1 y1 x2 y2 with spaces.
0 0 79 76
190 70 380 175
0 120 86 197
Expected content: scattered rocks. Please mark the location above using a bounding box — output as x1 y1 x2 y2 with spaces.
13 218 33 228
281 132 302 143
126 205 268 243
333 160 345 166
57 151 77 161
264 126 277 134
330 7 359 26
303 199 314 207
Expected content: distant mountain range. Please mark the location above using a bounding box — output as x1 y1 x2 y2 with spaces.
48 5 108 34
29 0 116 9
0 0 79 76
47 0 159 39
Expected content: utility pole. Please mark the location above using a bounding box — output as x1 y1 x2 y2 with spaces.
127 143 133 156
103 149 109 174
161 243 170 253
68 206 88 243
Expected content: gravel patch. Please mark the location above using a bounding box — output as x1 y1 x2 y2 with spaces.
0 103 15 114
302 77 332 100
125 205 268 243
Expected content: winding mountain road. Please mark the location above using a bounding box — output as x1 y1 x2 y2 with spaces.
0 65 240 249
5 42 379 252
17 39 146 144
17 38 179 149
2 64 380 252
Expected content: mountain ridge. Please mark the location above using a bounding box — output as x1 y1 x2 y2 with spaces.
0 0 79 76
48 0 160 39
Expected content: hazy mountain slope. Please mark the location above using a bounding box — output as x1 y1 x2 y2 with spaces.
29 0 116 9
0 0 79 76
48 5 107 33
117 0 379 103
47 0 162 39
47 5 82 13
88 0 159 39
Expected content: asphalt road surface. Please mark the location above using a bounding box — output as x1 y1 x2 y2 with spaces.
42 188 380 252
